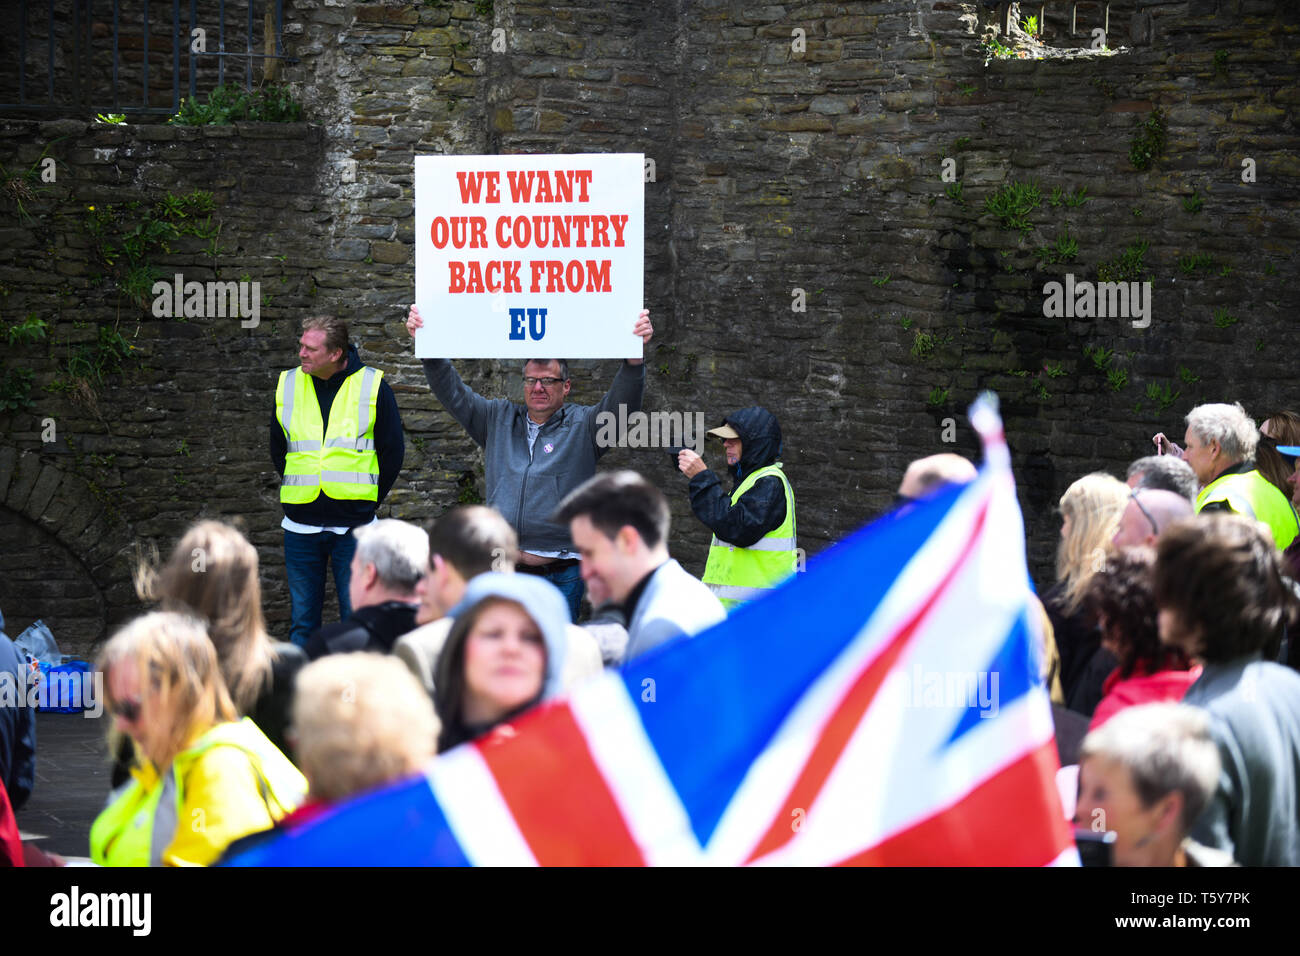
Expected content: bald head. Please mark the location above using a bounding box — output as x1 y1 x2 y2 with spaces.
1112 488 1195 549
898 454 978 500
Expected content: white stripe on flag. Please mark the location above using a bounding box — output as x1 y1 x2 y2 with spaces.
426 744 538 866
569 673 705 866
703 470 1003 864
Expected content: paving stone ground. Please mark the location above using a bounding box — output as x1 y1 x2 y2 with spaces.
16 710 111 861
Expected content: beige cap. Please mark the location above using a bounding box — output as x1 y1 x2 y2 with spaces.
707 423 740 440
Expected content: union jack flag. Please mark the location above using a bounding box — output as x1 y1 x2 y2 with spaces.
228 395 1076 866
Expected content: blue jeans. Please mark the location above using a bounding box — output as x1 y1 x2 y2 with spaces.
533 562 584 623
284 529 357 648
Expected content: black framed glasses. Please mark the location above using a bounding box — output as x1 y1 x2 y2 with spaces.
1129 490 1159 538
523 376 565 389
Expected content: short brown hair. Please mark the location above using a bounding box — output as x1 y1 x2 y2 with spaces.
301 315 348 358
427 506 518 579
1153 514 1299 662
552 470 670 550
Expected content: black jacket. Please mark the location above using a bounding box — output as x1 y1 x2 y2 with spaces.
687 406 789 547
305 601 421 660
270 345 405 528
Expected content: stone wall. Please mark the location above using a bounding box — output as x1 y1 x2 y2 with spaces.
1 0 1296 656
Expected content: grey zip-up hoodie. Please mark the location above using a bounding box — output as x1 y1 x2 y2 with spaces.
422 358 645 551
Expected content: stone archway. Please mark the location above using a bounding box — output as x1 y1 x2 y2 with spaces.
0 446 138 657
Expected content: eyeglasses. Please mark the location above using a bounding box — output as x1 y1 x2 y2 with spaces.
112 698 142 722
1129 490 1159 538
523 377 565 389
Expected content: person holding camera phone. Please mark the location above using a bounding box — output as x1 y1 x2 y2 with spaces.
676 406 797 613
1153 403 1298 549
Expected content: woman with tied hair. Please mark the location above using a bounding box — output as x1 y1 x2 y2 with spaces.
1153 513 1300 866
136 520 307 762
1074 702 1233 867
1043 472 1130 716
1083 547 1200 730
434 573 569 753
1257 410 1300 499
90 612 307 866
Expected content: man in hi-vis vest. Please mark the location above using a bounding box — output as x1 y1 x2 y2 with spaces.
676 406 797 612
271 316 405 647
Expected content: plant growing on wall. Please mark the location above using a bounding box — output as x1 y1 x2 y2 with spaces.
1129 108 1168 171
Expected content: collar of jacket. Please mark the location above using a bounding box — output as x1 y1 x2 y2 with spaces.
516 403 569 431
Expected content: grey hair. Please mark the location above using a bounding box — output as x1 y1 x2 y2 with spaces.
1080 703 1221 834
1185 403 1257 463
352 519 430 594
1126 456 1199 502
522 359 570 381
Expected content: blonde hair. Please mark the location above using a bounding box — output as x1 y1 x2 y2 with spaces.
290 653 438 803
136 520 275 716
98 612 237 772
1055 472 1130 614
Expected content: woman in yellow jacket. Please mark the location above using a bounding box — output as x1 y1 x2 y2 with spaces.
89 612 307 866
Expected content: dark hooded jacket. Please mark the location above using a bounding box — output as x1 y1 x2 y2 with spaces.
687 406 789 547
269 345 404 528
0 609 36 813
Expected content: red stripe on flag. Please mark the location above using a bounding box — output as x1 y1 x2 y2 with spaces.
833 739 1073 866
744 498 991 865
477 703 647 866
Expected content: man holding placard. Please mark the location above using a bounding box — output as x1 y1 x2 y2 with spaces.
409 153 651 621
406 305 652 621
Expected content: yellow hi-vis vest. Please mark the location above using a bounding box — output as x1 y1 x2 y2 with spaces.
1195 466 1300 550
702 462 797 612
88 719 306 867
276 366 382 504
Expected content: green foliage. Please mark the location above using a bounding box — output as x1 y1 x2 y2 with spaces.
944 181 965 204
1213 49 1229 78
1129 108 1168 171
981 36 1016 61
84 191 220 307
1182 190 1204 214
872 273 891 287
1264 262 1277 276
1038 223 1078 264
959 84 977 97
171 84 303 125
1213 307 1238 329
1044 361 1067 379
95 113 127 124
1145 382 1179 411
1177 365 1201 385
927 386 950 407
1021 14 1041 36
951 136 971 152
900 316 914 330
984 179 1041 236
5 313 48 345
0 367 35 412
1064 187 1089 208
0 145 56 224
1098 239 1150 283
1107 367 1129 392
912 329 937 359
1084 345 1114 372
1178 252 1215 275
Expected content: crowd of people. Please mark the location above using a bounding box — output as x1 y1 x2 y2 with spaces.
3 311 1299 868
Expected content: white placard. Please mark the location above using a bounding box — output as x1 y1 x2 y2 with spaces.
414 153 644 359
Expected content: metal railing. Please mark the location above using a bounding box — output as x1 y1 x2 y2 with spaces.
1 0 298 117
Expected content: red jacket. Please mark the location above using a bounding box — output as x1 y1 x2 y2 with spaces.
1089 661 1203 731
0 779 22 867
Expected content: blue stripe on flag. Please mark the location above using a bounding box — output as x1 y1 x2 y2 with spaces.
942 609 1038 749
623 481 969 848
223 773 471 866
